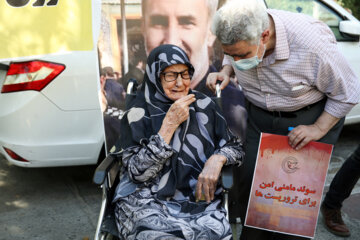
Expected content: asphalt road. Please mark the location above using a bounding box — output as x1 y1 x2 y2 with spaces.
0 163 101 240
0 123 359 240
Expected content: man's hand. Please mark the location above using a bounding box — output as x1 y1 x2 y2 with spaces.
288 124 326 150
288 111 340 150
206 65 233 93
196 154 226 203
158 94 196 144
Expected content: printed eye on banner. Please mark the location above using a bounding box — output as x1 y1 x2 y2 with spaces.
6 0 58 8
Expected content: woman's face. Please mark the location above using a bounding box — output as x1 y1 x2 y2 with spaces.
160 64 191 101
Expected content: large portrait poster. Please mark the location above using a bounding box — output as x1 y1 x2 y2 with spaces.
98 0 247 154
245 133 333 238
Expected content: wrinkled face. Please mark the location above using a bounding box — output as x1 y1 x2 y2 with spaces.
160 64 191 101
143 0 213 82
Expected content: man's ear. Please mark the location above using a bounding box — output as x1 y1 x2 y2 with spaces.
261 29 270 44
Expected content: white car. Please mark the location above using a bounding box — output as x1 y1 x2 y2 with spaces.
0 1 105 167
264 0 360 124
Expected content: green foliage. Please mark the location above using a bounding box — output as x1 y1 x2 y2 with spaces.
338 0 360 20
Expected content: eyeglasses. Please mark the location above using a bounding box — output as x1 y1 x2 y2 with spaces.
161 69 192 82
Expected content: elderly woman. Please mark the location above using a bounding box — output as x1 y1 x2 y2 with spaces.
113 44 244 240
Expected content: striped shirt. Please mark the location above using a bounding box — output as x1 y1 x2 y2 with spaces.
223 9 360 118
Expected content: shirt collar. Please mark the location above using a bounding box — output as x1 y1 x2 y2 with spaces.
267 10 290 60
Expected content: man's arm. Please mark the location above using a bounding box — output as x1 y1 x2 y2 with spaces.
289 34 360 150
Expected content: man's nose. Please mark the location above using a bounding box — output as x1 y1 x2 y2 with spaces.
163 25 181 46
233 56 241 61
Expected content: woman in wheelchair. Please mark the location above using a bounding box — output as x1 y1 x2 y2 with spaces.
113 44 244 239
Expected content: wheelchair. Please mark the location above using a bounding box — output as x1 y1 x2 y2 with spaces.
93 80 235 240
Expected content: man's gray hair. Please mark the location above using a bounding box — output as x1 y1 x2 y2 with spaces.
211 0 269 45
142 0 219 20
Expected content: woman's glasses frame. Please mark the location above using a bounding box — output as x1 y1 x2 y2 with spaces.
161 69 193 82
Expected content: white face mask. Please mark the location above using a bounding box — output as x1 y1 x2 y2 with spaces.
231 41 266 71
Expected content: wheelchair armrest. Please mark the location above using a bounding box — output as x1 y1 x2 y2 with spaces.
221 165 233 190
93 154 118 185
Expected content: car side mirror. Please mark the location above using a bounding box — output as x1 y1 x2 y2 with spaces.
339 20 360 36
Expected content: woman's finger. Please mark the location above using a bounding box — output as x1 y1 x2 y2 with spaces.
202 180 211 203
209 181 215 201
195 179 203 201
176 94 195 103
182 96 196 106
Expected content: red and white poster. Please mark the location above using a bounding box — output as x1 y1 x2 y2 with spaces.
245 133 333 238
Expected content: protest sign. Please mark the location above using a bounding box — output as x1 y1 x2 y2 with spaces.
245 133 333 238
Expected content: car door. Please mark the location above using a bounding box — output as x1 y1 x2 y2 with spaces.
264 0 360 125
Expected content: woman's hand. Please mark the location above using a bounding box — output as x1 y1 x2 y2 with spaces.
165 94 196 127
196 154 227 203
159 94 196 144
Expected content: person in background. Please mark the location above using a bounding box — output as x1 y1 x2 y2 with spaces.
321 144 360 237
102 66 126 110
120 29 146 90
100 66 126 152
114 71 121 82
207 0 360 239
